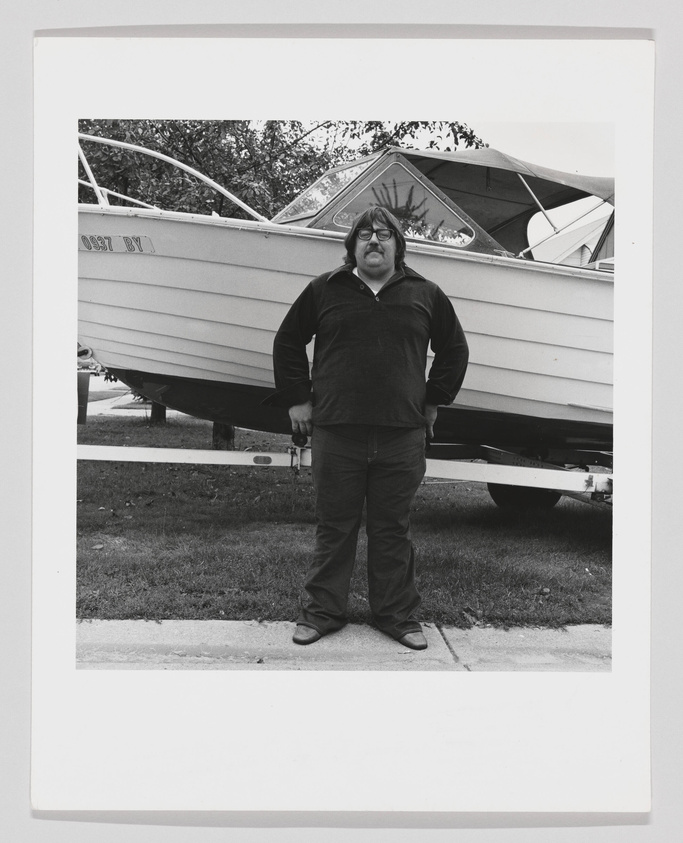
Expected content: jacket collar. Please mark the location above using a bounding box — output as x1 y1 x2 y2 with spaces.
327 263 427 284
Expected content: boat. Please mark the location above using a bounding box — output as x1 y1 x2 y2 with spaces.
78 133 615 456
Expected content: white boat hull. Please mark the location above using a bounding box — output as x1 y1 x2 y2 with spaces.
79 206 613 447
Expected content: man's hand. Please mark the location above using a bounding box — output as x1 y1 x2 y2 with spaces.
289 400 313 437
425 404 439 440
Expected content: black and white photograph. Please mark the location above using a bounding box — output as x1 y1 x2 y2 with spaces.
30 33 653 815
75 118 614 671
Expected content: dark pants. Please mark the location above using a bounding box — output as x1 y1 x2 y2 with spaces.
297 424 427 639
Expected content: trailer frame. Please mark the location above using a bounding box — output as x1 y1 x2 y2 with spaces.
77 440 613 509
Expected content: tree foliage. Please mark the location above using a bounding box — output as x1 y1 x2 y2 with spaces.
78 120 486 219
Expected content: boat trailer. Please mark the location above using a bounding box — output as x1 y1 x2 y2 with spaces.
77 438 612 510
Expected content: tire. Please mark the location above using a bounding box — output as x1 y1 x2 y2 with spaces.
487 483 562 510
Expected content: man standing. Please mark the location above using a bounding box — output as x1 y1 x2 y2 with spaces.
266 207 469 650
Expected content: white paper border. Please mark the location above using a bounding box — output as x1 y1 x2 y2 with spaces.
32 36 653 813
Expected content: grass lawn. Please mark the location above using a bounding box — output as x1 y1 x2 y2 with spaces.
77 414 612 628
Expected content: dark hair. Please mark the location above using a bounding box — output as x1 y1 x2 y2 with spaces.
343 207 406 268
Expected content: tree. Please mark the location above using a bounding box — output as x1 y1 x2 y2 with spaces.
78 120 486 219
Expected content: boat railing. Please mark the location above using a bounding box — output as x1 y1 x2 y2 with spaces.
77 179 158 210
78 133 269 222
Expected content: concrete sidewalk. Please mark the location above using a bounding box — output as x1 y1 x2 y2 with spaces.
76 620 611 671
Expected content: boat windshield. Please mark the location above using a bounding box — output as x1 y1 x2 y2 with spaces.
331 162 476 248
274 160 373 223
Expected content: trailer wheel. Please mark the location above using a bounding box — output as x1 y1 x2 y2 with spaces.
487 483 562 510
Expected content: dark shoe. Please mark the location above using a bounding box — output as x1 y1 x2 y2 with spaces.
293 624 322 645
397 630 428 651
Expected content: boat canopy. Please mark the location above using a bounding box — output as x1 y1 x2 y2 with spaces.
273 146 615 259
399 147 614 256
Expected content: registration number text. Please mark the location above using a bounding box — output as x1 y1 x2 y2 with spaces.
79 234 155 253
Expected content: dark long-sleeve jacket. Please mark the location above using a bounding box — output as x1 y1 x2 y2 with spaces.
264 263 469 428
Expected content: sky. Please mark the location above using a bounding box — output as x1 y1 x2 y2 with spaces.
251 119 615 178
472 121 615 177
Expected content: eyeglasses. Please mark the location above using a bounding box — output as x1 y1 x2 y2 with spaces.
357 228 394 241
